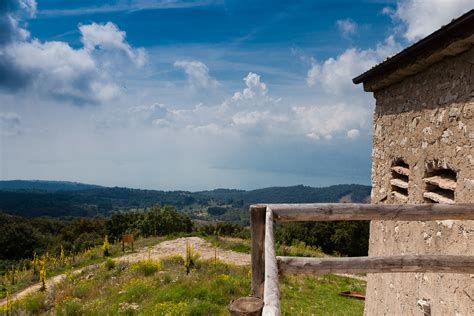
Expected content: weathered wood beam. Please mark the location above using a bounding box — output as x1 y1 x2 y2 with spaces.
263 203 474 222
277 255 474 275
250 205 266 299
262 207 280 316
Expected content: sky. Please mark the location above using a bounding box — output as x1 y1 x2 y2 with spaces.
0 0 473 191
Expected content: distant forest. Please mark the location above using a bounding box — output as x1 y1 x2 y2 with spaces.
0 180 371 218
0 181 372 269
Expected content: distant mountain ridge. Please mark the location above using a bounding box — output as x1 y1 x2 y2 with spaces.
0 180 103 191
0 180 371 218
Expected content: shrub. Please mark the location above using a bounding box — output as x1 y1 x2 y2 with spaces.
114 261 128 275
105 258 116 271
198 223 249 239
132 260 162 276
124 279 153 302
161 255 184 267
72 282 92 299
57 298 83 316
39 261 47 291
23 291 47 314
184 241 200 274
103 235 110 257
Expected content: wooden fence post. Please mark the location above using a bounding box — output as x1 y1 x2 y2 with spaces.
263 207 280 315
251 204 267 298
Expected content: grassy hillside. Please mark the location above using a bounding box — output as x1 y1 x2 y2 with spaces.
4 251 366 315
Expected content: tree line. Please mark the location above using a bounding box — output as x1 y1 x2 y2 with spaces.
0 205 192 271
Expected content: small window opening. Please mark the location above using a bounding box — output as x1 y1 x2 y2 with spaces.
423 162 457 204
390 159 409 202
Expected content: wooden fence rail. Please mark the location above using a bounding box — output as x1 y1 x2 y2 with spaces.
268 203 474 222
277 255 474 275
247 203 474 316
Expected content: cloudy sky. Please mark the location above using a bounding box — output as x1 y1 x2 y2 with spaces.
0 0 472 190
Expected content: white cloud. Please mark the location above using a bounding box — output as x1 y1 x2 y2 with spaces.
292 104 368 141
97 71 366 141
174 60 218 89
232 111 270 125
336 19 358 36
306 36 400 94
80 22 146 67
0 2 145 104
232 72 267 100
93 103 169 128
347 129 360 139
387 0 473 41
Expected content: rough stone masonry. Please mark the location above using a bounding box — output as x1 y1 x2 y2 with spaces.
364 45 474 315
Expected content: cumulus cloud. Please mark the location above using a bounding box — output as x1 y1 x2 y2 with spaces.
386 0 473 41
98 72 365 141
174 60 218 89
0 111 21 135
336 18 358 37
306 36 400 94
232 72 267 100
80 22 146 67
0 0 145 104
293 104 368 140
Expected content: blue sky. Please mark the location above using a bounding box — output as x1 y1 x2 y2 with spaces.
1 0 472 190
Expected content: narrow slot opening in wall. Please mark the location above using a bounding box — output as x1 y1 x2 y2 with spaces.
423 162 457 204
390 159 409 201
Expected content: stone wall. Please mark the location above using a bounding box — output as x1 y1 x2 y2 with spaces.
365 47 474 315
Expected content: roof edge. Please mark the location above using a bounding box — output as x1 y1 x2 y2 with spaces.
352 9 474 89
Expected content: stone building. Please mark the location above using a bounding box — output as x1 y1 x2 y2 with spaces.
353 9 474 315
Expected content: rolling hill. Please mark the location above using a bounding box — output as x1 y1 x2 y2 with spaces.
0 180 371 218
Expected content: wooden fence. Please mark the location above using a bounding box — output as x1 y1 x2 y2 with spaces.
249 203 474 316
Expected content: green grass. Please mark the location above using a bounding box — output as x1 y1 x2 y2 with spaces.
276 241 325 257
11 255 366 315
0 236 166 300
205 237 251 253
280 274 365 315
205 237 325 259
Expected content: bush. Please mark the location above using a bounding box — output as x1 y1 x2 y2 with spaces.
124 279 153 302
57 298 83 316
132 260 162 276
105 258 115 271
277 241 323 257
72 282 92 299
198 223 249 239
161 255 184 267
23 291 47 314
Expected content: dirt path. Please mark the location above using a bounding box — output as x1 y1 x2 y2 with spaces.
0 237 249 306
119 236 250 265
